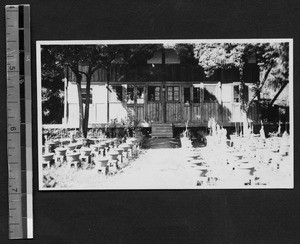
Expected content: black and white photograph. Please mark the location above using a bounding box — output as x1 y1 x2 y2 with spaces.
37 39 293 190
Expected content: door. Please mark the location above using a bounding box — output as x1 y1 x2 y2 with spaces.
166 86 181 122
182 86 192 122
191 84 203 122
126 85 145 122
146 85 162 122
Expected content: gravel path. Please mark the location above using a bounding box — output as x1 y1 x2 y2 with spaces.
98 148 199 189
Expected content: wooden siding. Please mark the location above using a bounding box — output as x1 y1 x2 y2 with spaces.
166 102 182 122
66 82 260 126
136 105 145 121
127 104 145 122
183 105 191 121
146 102 162 122
191 103 221 123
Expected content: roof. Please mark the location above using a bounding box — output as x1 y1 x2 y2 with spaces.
147 49 180 64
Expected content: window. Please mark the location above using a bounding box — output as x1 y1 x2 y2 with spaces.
167 86 180 101
148 86 160 101
127 86 134 104
233 85 239 103
82 87 92 104
204 86 217 102
193 87 201 103
184 87 191 104
136 87 145 104
110 85 123 102
240 84 249 102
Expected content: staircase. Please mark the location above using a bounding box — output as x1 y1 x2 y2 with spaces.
151 123 173 138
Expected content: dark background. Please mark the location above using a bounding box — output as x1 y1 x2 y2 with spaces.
0 0 300 243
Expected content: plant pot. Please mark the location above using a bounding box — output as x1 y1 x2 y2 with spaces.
197 167 209 177
115 148 124 155
81 147 92 156
67 143 77 151
232 153 243 161
127 141 134 147
42 153 54 163
108 150 119 160
45 141 56 153
235 165 255 177
119 143 130 152
96 157 110 167
55 147 67 156
66 152 81 162
181 137 192 148
238 159 249 164
90 144 100 152
98 141 106 149
75 142 83 149
187 154 199 161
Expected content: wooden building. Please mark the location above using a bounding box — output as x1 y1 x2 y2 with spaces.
64 49 260 136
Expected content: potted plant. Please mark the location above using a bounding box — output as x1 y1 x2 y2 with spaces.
94 157 110 174
55 147 67 157
42 153 55 166
80 146 92 157
66 151 81 163
180 120 192 148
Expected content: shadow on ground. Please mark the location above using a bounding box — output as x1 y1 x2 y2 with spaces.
141 137 206 149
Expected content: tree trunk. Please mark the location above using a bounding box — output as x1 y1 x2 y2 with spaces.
239 67 249 137
241 110 249 137
76 81 84 136
83 76 92 138
106 68 110 124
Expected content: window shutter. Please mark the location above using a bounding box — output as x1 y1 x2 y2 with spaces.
221 84 232 103
68 84 79 103
93 85 106 103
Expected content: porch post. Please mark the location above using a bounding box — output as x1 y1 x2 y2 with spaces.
162 47 166 123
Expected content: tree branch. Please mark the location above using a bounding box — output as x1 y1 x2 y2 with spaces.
248 64 273 106
91 63 103 74
78 70 88 78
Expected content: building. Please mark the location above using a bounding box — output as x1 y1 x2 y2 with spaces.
64 48 260 136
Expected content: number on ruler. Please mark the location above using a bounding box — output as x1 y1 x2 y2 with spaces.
10 127 17 131
9 66 16 71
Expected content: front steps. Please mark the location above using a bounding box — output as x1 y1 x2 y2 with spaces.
151 123 173 138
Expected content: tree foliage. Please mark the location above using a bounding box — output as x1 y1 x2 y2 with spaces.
41 47 64 124
41 44 160 137
193 42 289 112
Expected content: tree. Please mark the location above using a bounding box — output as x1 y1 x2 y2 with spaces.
41 47 65 124
193 42 289 134
42 44 160 137
43 45 128 137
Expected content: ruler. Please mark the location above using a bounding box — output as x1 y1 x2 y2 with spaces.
6 5 33 239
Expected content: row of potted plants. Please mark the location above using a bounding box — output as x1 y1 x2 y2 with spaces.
42 135 142 173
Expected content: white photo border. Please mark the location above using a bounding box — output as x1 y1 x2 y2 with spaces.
36 39 293 190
